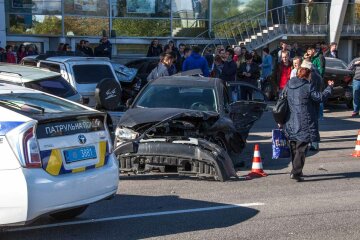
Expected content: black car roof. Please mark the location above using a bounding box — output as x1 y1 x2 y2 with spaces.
151 76 220 88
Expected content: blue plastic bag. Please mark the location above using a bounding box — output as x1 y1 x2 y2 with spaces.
272 129 290 159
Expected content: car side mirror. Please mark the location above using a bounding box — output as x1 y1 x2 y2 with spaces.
126 98 134 108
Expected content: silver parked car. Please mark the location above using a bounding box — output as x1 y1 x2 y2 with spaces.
0 63 82 103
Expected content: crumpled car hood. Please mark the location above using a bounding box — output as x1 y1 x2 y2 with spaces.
118 107 219 128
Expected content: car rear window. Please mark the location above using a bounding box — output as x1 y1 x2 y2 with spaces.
39 62 61 73
0 92 86 113
326 59 347 69
24 76 77 98
72 64 115 84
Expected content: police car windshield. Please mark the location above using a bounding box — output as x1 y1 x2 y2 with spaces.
0 93 86 113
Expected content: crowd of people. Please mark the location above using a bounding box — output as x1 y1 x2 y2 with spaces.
57 36 113 59
0 36 113 64
0 44 38 64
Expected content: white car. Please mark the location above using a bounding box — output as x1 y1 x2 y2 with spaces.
22 56 122 109
0 63 82 104
0 84 119 226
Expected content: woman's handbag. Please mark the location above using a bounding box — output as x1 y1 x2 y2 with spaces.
272 88 289 124
272 129 290 159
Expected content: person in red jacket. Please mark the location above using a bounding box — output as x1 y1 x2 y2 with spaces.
275 51 292 96
5 45 16 64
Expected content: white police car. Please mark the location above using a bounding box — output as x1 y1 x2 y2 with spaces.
0 83 118 226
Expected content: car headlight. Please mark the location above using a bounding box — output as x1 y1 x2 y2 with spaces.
115 127 138 141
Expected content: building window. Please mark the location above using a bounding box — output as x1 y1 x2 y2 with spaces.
64 0 109 16
8 14 62 35
6 0 62 15
64 16 109 36
112 18 171 37
112 0 171 17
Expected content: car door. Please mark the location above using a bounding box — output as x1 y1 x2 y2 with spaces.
225 82 267 138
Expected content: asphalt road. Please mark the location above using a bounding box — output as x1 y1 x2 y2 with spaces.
2 104 360 240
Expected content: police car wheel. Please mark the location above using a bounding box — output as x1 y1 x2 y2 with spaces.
95 78 122 111
50 205 88 220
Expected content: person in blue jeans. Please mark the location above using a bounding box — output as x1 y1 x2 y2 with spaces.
352 79 360 117
347 59 360 117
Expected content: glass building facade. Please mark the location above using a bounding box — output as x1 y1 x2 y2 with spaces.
2 0 268 53
2 0 359 55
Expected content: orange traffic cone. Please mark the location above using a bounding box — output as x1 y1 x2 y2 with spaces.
248 144 268 178
352 131 360 157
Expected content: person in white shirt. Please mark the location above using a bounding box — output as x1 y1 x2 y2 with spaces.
290 56 302 79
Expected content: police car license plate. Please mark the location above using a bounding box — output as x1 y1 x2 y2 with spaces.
64 146 97 163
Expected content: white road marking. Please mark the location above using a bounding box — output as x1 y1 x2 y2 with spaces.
7 202 265 232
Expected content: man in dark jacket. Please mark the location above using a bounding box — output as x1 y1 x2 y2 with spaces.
95 37 112 59
348 57 360 117
147 39 163 57
182 46 209 77
237 54 260 100
324 42 338 58
77 40 94 56
284 67 333 181
237 53 260 85
220 48 237 82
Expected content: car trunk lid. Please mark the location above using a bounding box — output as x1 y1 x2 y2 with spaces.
36 113 110 175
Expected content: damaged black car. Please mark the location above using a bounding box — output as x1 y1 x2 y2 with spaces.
113 76 267 181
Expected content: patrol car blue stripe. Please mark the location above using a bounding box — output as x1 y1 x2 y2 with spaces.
40 150 52 169
0 121 25 135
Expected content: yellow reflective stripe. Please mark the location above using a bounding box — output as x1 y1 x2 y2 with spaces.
72 167 86 173
46 149 63 175
95 141 107 168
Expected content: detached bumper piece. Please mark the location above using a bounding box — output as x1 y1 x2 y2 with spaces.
114 138 237 182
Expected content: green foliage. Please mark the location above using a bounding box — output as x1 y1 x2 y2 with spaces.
112 19 171 37
64 17 108 36
33 16 62 35
212 0 241 21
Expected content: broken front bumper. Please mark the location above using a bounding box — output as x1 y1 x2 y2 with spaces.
114 138 237 181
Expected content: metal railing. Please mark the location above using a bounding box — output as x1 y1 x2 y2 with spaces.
212 2 330 48
188 2 333 50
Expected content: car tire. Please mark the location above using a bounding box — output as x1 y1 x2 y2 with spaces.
50 205 88 220
95 78 122 111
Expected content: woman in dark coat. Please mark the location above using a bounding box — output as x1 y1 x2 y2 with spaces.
284 67 334 181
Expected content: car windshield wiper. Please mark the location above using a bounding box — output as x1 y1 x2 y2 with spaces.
0 99 45 114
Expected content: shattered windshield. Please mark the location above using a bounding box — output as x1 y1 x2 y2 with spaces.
135 85 218 112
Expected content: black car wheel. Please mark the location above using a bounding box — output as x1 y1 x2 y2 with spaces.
50 205 88 220
214 135 228 153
